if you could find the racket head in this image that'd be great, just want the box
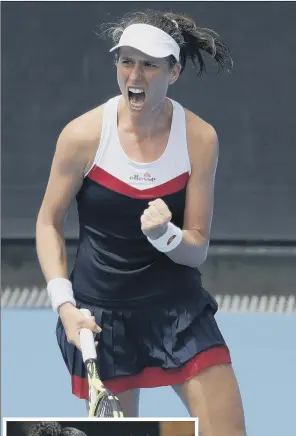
[93,388,124,417]
[85,360,124,417]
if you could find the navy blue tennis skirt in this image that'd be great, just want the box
[56,287,231,399]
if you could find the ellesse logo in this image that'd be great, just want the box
[167,235,177,245]
[129,172,156,182]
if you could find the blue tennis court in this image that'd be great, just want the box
[2,309,295,435]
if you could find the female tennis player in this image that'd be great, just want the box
[36,9,246,435]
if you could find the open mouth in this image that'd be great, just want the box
[128,87,146,109]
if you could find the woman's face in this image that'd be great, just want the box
[116,46,180,115]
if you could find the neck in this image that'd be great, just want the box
[118,97,171,138]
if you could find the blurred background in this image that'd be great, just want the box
[1,2,296,436]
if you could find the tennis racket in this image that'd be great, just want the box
[79,308,124,417]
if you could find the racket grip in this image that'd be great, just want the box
[79,308,97,362]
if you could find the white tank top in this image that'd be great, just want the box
[86,96,191,190]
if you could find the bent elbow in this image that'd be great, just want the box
[197,250,208,267]
[191,244,209,268]
[177,247,209,269]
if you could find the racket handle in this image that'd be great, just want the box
[79,308,97,362]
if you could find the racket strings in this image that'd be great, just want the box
[96,391,124,417]
[85,359,123,417]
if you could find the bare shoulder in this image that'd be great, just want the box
[56,104,106,173]
[58,104,105,149]
[184,109,219,167]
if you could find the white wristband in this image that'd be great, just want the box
[47,278,76,312]
[147,222,183,252]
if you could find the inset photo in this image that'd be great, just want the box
[4,419,197,436]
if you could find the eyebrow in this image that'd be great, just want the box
[120,56,158,64]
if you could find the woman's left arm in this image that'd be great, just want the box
[141,118,219,268]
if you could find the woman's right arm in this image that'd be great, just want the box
[36,122,88,283]
[36,120,101,346]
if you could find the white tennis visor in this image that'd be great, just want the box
[109,24,180,62]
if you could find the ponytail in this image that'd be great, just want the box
[164,12,233,76]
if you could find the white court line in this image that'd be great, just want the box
[1,287,296,314]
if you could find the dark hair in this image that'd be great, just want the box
[28,422,86,436]
[28,422,62,436]
[100,9,233,77]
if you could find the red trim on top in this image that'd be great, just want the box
[87,166,189,199]
[72,345,231,399]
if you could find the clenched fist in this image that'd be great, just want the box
[141,198,172,239]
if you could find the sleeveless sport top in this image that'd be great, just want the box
[71,96,205,308]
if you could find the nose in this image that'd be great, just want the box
[129,62,143,82]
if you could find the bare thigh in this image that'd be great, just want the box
[172,363,246,436]
[117,388,140,417]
